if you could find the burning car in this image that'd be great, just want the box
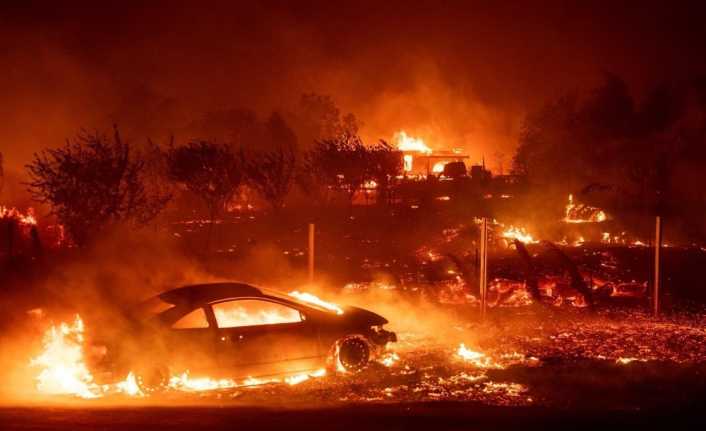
[88,283,396,389]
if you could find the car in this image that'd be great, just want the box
[88,282,397,388]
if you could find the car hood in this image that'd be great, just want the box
[340,305,388,326]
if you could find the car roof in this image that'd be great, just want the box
[158,282,264,306]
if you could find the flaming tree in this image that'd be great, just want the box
[25,126,169,246]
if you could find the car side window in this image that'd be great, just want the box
[213,300,302,328]
[172,308,209,329]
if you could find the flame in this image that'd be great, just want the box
[116,372,144,397]
[563,194,607,223]
[0,205,37,226]
[168,372,238,391]
[31,316,329,399]
[380,351,400,367]
[214,302,302,327]
[501,226,538,244]
[403,154,413,172]
[395,131,432,154]
[289,291,344,315]
[30,315,102,398]
[432,161,446,173]
[456,344,503,369]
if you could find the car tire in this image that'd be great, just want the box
[335,336,370,373]
[135,364,169,393]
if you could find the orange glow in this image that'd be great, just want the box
[289,291,344,315]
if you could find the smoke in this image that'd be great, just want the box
[3,0,705,198]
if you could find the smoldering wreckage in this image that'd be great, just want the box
[1,134,705,417]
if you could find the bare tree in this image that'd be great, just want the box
[25,126,169,246]
[241,114,297,211]
[299,135,369,207]
[165,140,241,241]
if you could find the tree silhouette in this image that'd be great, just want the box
[165,140,241,230]
[25,126,169,246]
[299,135,368,207]
[242,113,297,211]
[365,140,403,205]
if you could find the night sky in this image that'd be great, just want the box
[2,0,705,175]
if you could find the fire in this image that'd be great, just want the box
[289,291,344,315]
[563,194,607,223]
[30,315,102,399]
[116,372,144,396]
[395,131,431,154]
[456,344,503,369]
[31,315,330,399]
[0,205,37,226]
[380,351,400,367]
[432,161,446,173]
[403,154,413,172]
[168,372,238,391]
[501,226,537,244]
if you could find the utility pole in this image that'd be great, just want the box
[653,216,662,316]
[308,223,315,283]
[479,218,488,319]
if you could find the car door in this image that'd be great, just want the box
[165,306,220,374]
[209,299,320,378]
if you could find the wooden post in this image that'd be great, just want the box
[479,217,488,319]
[653,216,662,316]
[308,223,315,283]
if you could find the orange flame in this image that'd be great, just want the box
[289,291,344,315]
[501,226,538,244]
[0,206,37,226]
[395,131,432,154]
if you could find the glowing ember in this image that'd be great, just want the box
[563,194,607,223]
[395,131,432,154]
[501,226,538,244]
[289,291,344,315]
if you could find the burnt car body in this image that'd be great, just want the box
[90,283,396,385]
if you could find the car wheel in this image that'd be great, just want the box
[135,364,169,393]
[336,336,370,373]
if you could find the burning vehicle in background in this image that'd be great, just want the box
[86,283,396,389]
